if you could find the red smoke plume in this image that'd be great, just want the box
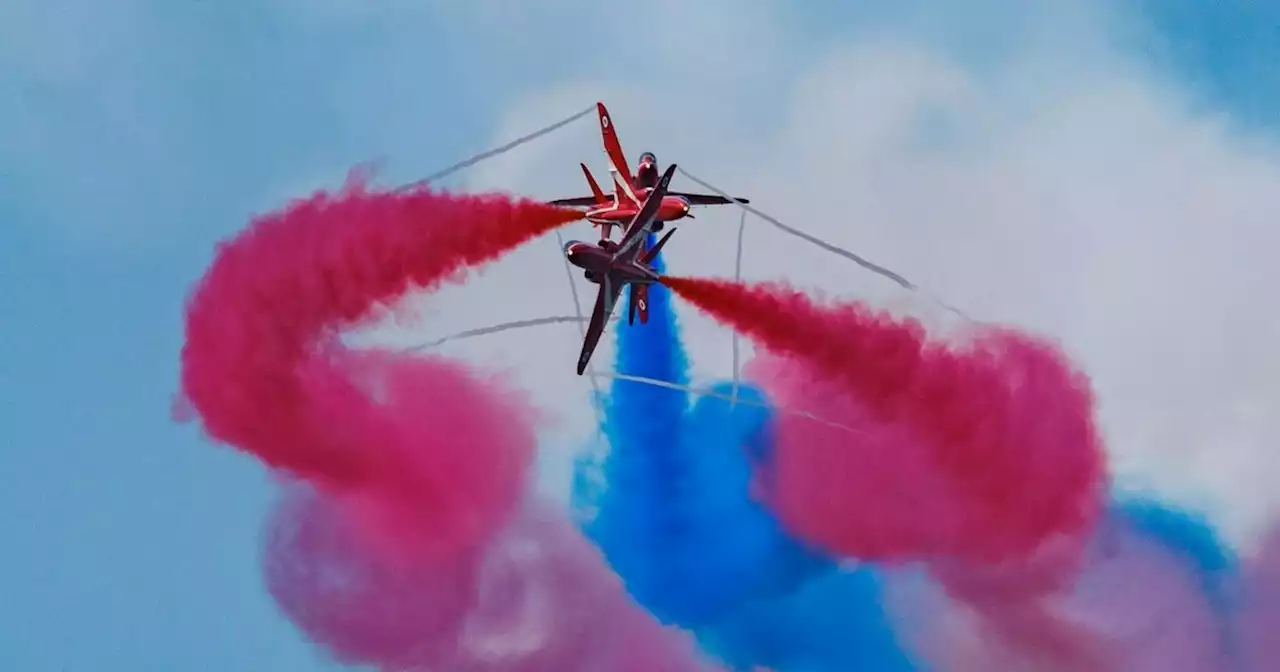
[662,275,1105,566]
[180,175,581,557]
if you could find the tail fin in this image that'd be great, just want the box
[628,284,649,325]
[597,101,635,194]
[641,228,676,265]
[581,163,607,204]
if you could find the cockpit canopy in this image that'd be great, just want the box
[635,152,660,188]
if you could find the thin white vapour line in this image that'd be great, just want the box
[406,314,621,350]
[554,230,606,437]
[555,229,610,494]
[675,166,975,323]
[589,371,864,435]
[404,314,865,434]
[396,105,596,190]
[387,103,608,444]
[676,166,916,288]
[730,207,746,407]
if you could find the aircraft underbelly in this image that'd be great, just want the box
[592,210,634,222]
[567,251,611,274]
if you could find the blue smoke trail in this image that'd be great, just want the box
[575,232,694,618]
[577,234,823,624]
[574,234,917,670]
[698,563,919,671]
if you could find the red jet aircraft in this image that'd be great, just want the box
[549,101,750,244]
[563,163,680,375]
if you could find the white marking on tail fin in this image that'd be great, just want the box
[611,173,639,206]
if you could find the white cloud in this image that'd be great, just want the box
[357,2,1280,542]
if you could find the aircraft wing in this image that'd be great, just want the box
[668,191,751,205]
[547,196,601,207]
[576,275,625,375]
[612,164,677,262]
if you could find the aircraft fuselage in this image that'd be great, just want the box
[584,150,687,230]
[562,240,660,286]
[584,194,689,227]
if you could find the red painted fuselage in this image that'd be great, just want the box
[584,193,691,227]
[562,240,660,285]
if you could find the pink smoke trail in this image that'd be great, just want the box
[263,487,724,671]
[179,175,579,558]
[1241,524,1280,671]
[665,276,1105,566]
[884,509,1234,671]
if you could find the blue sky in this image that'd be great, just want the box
[2,1,1277,669]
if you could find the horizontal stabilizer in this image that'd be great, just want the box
[641,228,676,265]
[550,163,612,208]
[548,196,600,207]
[580,163,607,203]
